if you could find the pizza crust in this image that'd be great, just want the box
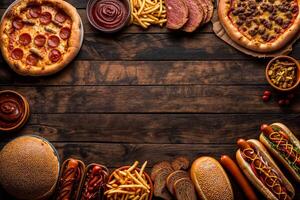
[0,0,82,76]
[218,0,300,53]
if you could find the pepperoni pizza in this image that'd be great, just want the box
[0,0,82,76]
[218,0,300,53]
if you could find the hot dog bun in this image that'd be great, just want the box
[259,123,300,183]
[190,156,234,200]
[236,139,295,200]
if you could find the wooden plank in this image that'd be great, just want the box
[72,33,300,60]
[0,9,212,34]
[0,86,299,113]
[1,113,299,143]
[0,60,267,86]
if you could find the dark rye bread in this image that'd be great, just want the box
[151,161,173,181]
[171,156,190,170]
[166,170,189,195]
[0,136,59,200]
[174,178,197,200]
[152,161,174,200]
[166,0,189,29]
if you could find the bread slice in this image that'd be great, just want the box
[151,161,173,181]
[153,166,174,200]
[171,156,190,170]
[166,170,189,195]
[174,177,197,200]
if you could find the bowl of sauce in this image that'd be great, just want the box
[0,90,30,132]
[87,0,131,33]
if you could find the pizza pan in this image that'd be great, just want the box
[1,0,84,50]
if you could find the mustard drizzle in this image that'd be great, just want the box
[242,148,288,200]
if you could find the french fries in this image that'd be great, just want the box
[130,0,167,29]
[105,161,151,200]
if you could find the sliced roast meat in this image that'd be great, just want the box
[203,0,214,23]
[182,0,204,32]
[166,0,189,29]
[197,0,208,23]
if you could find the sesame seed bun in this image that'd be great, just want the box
[0,135,60,200]
[190,156,234,200]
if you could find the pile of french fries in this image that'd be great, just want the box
[105,161,151,200]
[130,0,167,29]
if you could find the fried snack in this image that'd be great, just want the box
[130,0,167,28]
[104,161,152,200]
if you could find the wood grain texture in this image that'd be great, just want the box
[63,33,300,60]
[0,86,298,113]
[1,113,299,143]
[1,1,300,200]
[0,60,267,86]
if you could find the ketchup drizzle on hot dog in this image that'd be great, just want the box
[261,124,300,167]
[81,165,108,200]
[238,139,291,200]
[57,159,82,200]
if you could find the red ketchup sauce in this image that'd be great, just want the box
[88,0,130,32]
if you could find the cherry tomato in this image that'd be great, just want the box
[263,90,271,96]
[262,95,270,102]
[278,99,285,106]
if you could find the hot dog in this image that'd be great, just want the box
[80,164,109,200]
[236,139,295,200]
[56,158,85,200]
[220,155,258,200]
[260,123,300,183]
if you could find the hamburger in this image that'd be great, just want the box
[190,156,234,200]
[0,135,60,200]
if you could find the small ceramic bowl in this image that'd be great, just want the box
[0,90,30,132]
[266,56,300,92]
[107,166,153,200]
[87,0,131,33]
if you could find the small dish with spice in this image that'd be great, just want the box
[266,56,300,92]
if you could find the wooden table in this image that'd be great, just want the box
[0,0,299,199]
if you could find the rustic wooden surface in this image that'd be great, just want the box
[0,0,300,199]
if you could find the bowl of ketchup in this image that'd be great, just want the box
[87,0,131,33]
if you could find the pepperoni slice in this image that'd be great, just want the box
[19,33,32,46]
[40,12,52,25]
[26,54,39,66]
[12,18,24,30]
[49,49,61,63]
[11,48,23,60]
[48,35,60,48]
[55,11,67,23]
[34,35,46,47]
[29,5,41,18]
[59,27,71,40]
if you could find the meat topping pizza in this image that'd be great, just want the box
[0,0,82,76]
[218,0,300,52]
